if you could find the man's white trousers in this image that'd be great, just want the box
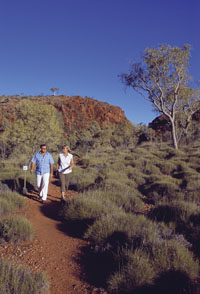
[36,173,50,201]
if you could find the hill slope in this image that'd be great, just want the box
[0,95,128,132]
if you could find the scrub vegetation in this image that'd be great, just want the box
[0,259,49,294]
[0,161,48,293]
[60,141,200,293]
[0,191,25,216]
[0,216,34,244]
[1,42,200,293]
[2,108,200,292]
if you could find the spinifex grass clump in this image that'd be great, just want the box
[83,211,199,292]
[71,165,99,191]
[108,241,199,293]
[60,143,200,293]
[140,174,180,204]
[0,258,49,294]
[61,188,145,227]
[108,249,155,291]
[84,210,189,249]
[0,191,25,216]
[148,200,200,228]
[0,216,34,243]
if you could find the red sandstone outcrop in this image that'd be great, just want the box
[52,96,127,130]
[0,95,128,131]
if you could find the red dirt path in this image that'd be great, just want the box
[0,179,106,294]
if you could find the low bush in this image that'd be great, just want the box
[141,175,180,204]
[0,182,10,191]
[107,239,199,293]
[108,249,155,292]
[84,212,165,246]
[148,200,200,232]
[57,143,200,293]
[60,191,118,223]
[104,189,145,213]
[157,161,177,175]
[0,199,16,216]
[0,191,25,216]
[181,174,200,203]
[71,166,98,191]
[0,216,34,243]
[0,258,49,294]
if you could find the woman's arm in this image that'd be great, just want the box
[57,156,61,170]
[70,157,74,170]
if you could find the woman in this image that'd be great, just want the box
[57,145,74,201]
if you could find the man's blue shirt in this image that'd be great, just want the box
[31,152,54,175]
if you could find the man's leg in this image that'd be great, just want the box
[41,173,50,201]
[36,174,43,197]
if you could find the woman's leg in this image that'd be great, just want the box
[65,173,71,191]
[59,172,66,199]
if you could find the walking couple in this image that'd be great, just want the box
[30,144,74,203]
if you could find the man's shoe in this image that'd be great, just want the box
[61,196,66,202]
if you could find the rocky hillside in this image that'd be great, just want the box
[0,95,128,131]
[149,110,200,134]
[52,95,128,130]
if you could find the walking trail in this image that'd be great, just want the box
[0,178,101,294]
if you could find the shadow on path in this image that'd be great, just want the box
[56,219,93,239]
[39,200,62,221]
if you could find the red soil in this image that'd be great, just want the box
[0,179,107,294]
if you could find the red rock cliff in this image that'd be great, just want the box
[52,96,127,130]
[0,95,128,131]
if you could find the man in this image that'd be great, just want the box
[30,144,54,203]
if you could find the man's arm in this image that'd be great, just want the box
[49,154,54,178]
[30,162,35,174]
[50,164,54,178]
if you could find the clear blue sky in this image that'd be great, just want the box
[0,0,199,125]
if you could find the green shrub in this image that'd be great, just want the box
[0,199,16,216]
[60,192,118,223]
[0,216,34,243]
[158,161,177,175]
[125,167,146,186]
[134,159,161,175]
[149,200,200,227]
[108,249,155,292]
[102,177,135,192]
[84,212,162,245]
[0,258,49,294]
[150,240,199,279]
[0,170,22,181]
[141,174,180,203]
[77,157,90,167]
[0,191,25,216]
[104,190,145,213]
[71,166,98,191]
[107,237,199,293]
[107,239,199,293]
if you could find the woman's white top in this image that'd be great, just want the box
[58,153,73,174]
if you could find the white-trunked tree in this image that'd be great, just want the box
[121,44,200,149]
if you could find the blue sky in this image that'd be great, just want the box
[0,0,199,125]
